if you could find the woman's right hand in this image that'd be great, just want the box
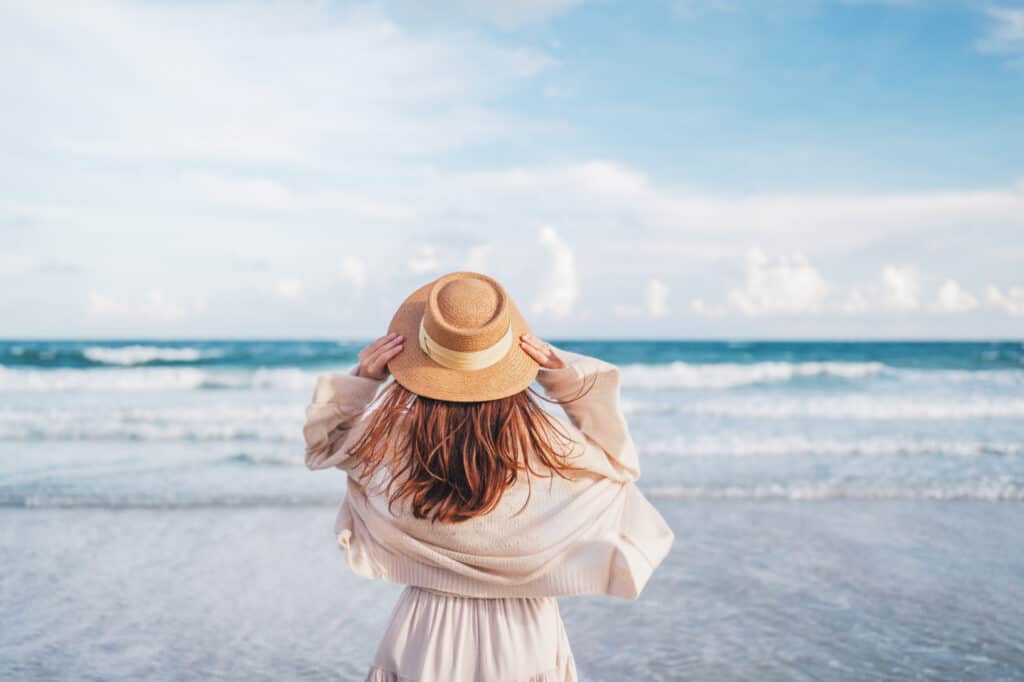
[355,332,404,380]
[519,333,565,370]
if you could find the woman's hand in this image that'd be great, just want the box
[519,333,565,370]
[355,332,404,380]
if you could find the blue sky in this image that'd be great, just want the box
[1,0,1022,339]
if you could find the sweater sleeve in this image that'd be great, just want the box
[303,366,386,471]
[535,345,640,482]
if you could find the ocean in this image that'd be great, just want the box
[2,339,1023,680]
[2,339,1022,506]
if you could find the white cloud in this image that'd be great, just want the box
[445,163,1024,262]
[463,244,493,273]
[87,291,121,316]
[936,279,978,313]
[843,287,869,314]
[446,0,586,28]
[987,285,1024,316]
[728,249,829,315]
[3,2,1024,338]
[543,83,574,98]
[341,256,368,291]
[614,278,671,319]
[690,298,726,317]
[408,245,440,274]
[139,290,187,322]
[0,2,555,168]
[177,172,296,210]
[645,279,671,318]
[531,226,577,319]
[571,160,649,196]
[672,0,742,18]
[274,277,304,300]
[978,7,1024,57]
[882,266,920,311]
[87,289,188,322]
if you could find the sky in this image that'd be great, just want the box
[1,0,1023,340]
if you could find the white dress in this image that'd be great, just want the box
[365,586,578,682]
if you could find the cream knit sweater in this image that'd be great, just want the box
[302,345,674,600]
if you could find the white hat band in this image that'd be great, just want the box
[418,317,513,371]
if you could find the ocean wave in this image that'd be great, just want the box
[3,483,1022,508]
[222,452,296,467]
[82,345,223,366]
[617,362,1024,389]
[618,361,886,389]
[643,483,1024,502]
[0,367,324,392]
[0,494,333,509]
[637,435,1024,458]
[0,341,361,369]
[2,360,1022,393]
[0,406,302,441]
[621,396,1024,419]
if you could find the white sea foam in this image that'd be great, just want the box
[642,483,1024,502]
[2,361,1020,392]
[618,361,886,389]
[82,345,222,365]
[621,396,1024,419]
[637,435,1023,458]
[0,405,302,442]
[3,483,1022,507]
[0,493,329,509]
[618,362,1024,390]
[0,366,321,392]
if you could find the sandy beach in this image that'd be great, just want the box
[3,499,1022,681]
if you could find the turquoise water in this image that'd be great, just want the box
[0,339,1022,505]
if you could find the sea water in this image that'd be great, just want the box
[1,339,1022,506]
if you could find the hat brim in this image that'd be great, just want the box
[386,279,539,402]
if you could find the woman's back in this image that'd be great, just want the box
[305,344,671,600]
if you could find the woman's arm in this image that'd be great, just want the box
[303,333,403,471]
[520,334,640,482]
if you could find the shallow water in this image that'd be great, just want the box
[2,501,1022,681]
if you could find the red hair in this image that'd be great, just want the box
[345,377,596,523]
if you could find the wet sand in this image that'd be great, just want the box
[2,500,1023,681]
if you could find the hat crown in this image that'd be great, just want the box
[424,272,510,352]
[435,278,499,329]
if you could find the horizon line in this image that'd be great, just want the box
[1,337,1022,344]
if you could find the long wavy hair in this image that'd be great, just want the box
[345,377,596,523]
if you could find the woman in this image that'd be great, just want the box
[303,271,674,682]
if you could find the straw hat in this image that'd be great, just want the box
[386,271,539,402]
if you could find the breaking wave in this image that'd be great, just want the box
[82,345,223,366]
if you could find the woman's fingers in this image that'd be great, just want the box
[357,333,403,379]
[525,334,551,356]
[520,341,546,364]
[364,332,399,356]
[367,337,404,376]
[519,333,562,369]
[360,333,399,362]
